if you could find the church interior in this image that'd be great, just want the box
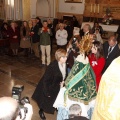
[0,0,120,120]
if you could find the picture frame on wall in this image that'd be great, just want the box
[65,0,83,3]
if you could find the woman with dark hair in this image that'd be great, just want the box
[20,21,31,57]
[36,17,42,28]
[88,41,105,91]
[32,49,67,119]
[92,22,103,35]
[72,16,79,28]
[1,23,10,39]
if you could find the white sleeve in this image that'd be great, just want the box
[15,104,33,120]
[56,30,61,40]
[24,104,33,120]
[61,30,68,39]
[53,87,66,109]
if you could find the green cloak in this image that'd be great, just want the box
[65,61,97,105]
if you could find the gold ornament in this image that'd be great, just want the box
[79,34,93,54]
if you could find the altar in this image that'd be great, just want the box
[81,22,119,32]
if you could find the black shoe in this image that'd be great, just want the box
[39,109,46,120]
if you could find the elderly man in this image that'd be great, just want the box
[66,104,89,120]
[102,35,120,73]
[80,24,91,38]
[0,97,33,120]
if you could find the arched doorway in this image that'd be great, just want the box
[36,0,50,17]
[36,0,55,17]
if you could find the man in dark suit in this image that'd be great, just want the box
[102,35,120,74]
[116,25,120,43]
[64,20,73,42]
[30,19,40,58]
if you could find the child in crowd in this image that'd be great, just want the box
[89,41,105,91]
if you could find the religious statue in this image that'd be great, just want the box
[102,7,113,25]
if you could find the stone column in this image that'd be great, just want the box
[22,0,30,20]
[30,0,37,18]
[55,0,59,18]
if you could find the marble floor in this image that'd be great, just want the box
[0,46,57,120]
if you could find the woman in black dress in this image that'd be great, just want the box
[32,48,67,119]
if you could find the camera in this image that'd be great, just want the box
[72,37,77,49]
[12,85,30,119]
[71,37,79,52]
[12,85,24,101]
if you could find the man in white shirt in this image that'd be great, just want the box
[56,23,68,49]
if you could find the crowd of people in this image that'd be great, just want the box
[0,16,120,120]
[32,17,120,120]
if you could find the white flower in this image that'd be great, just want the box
[92,61,98,66]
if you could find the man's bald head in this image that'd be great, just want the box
[0,97,19,120]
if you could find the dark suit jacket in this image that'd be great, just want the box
[65,25,73,41]
[31,25,40,43]
[117,25,120,43]
[102,41,120,73]
[32,60,67,114]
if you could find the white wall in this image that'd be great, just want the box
[59,0,85,14]
[30,0,37,18]
[36,0,49,17]
[30,0,85,19]
[30,0,55,18]
[50,0,54,17]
